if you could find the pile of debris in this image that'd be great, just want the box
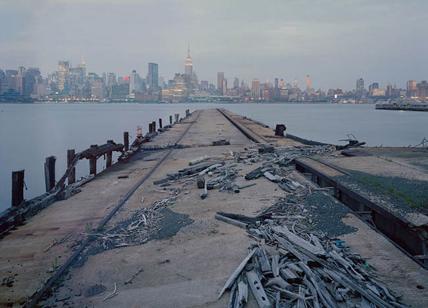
[217,209,405,308]
[215,146,405,307]
[89,194,178,251]
[153,154,242,199]
[235,144,336,166]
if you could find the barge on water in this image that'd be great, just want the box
[376,99,428,111]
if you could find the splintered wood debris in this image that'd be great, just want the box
[213,146,406,308]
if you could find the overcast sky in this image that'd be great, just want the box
[1,0,427,89]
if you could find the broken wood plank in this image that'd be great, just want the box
[246,270,273,308]
[218,248,257,299]
[272,225,326,256]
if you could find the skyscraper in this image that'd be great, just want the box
[5,70,18,92]
[16,66,26,95]
[57,61,70,93]
[233,77,239,89]
[274,78,280,100]
[251,79,260,99]
[406,80,417,97]
[356,78,364,97]
[184,46,193,77]
[23,68,40,96]
[417,81,428,99]
[147,63,159,91]
[217,72,224,95]
[305,75,312,91]
[129,70,141,95]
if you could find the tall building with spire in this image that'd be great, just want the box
[184,45,193,77]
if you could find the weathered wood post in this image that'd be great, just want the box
[123,131,129,151]
[148,122,152,133]
[11,170,25,207]
[106,140,113,168]
[159,118,163,129]
[152,121,156,132]
[44,156,56,192]
[67,149,76,185]
[175,113,179,123]
[186,109,190,117]
[169,115,173,125]
[89,145,97,175]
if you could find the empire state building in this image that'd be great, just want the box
[184,46,193,77]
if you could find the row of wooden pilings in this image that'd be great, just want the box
[10,110,189,208]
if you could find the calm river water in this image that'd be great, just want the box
[0,102,426,211]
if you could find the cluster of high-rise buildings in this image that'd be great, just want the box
[1,50,427,103]
[351,78,428,101]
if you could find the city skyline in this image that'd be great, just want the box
[1,0,428,89]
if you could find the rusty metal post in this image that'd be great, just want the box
[67,149,76,185]
[169,115,173,125]
[106,140,113,168]
[11,170,25,207]
[123,131,129,151]
[89,145,97,175]
[44,156,56,192]
[159,118,163,129]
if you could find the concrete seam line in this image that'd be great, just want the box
[216,108,266,144]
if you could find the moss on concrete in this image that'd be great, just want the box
[342,171,428,211]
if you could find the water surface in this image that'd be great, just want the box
[1,102,426,211]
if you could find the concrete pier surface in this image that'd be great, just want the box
[0,109,427,307]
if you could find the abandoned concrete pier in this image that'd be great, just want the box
[0,109,427,307]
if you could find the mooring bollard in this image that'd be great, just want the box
[44,156,56,192]
[106,140,113,168]
[275,124,286,137]
[11,170,25,207]
[123,131,129,151]
[169,115,173,125]
[89,145,97,175]
[67,149,76,185]
[159,118,163,129]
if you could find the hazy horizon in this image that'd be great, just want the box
[1,0,427,89]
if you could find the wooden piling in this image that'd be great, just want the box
[169,115,173,125]
[123,131,129,151]
[89,145,97,175]
[11,170,25,207]
[175,113,179,123]
[106,140,113,168]
[159,118,163,129]
[44,156,56,192]
[67,149,76,185]
[152,121,156,132]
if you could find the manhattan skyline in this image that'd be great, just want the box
[1,0,428,89]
